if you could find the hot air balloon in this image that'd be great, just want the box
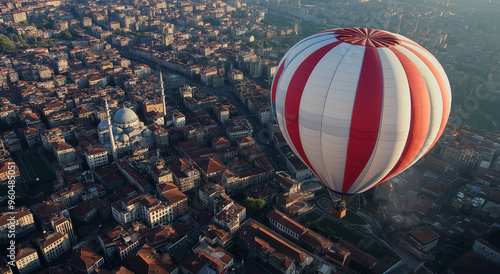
[271,28,451,217]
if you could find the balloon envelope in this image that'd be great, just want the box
[271,28,451,195]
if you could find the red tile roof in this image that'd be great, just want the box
[408,226,440,245]
[162,189,187,204]
[240,220,311,264]
[114,266,135,274]
[39,232,66,249]
[337,239,377,268]
[267,209,305,236]
[69,244,103,272]
[15,247,37,261]
[125,244,178,274]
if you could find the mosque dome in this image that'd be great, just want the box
[113,108,139,129]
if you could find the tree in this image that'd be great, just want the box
[242,197,265,216]
[60,30,72,40]
[0,34,15,53]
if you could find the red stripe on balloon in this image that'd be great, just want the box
[379,47,431,184]
[272,58,286,103]
[284,41,342,179]
[342,47,384,193]
[401,44,450,154]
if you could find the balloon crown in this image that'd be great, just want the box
[333,28,401,48]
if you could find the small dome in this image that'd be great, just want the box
[121,134,130,143]
[113,108,139,128]
[98,120,110,131]
[143,129,152,137]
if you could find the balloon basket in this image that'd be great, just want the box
[331,207,347,218]
[331,197,347,219]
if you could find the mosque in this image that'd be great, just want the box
[98,70,167,160]
[97,107,155,157]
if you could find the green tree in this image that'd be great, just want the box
[0,34,15,53]
[60,30,72,40]
[242,197,265,216]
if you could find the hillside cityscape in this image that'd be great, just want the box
[0,0,500,273]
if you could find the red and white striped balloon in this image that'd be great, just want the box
[271,28,451,195]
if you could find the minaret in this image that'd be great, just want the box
[160,69,167,117]
[105,97,117,162]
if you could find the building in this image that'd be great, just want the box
[52,142,77,166]
[399,226,440,259]
[473,238,500,265]
[51,216,76,242]
[12,11,27,23]
[169,157,200,192]
[266,209,348,266]
[239,219,313,273]
[40,128,65,150]
[98,222,150,261]
[142,98,164,114]
[157,182,188,218]
[194,155,226,184]
[117,160,152,193]
[70,200,98,223]
[69,244,104,274]
[214,202,246,233]
[30,200,70,229]
[85,145,109,169]
[146,225,179,250]
[111,194,173,228]
[180,243,233,274]
[172,109,186,127]
[225,118,253,142]
[20,127,40,148]
[179,84,193,99]
[35,232,71,264]
[125,244,178,274]
[47,111,74,128]
[151,125,169,150]
[337,240,377,269]
[267,209,305,240]
[199,184,226,209]
[148,163,172,184]
[51,183,84,208]
[0,207,35,243]
[0,162,20,185]
[200,224,232,248]
[213,103,230,124]
[15,247,41,274]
